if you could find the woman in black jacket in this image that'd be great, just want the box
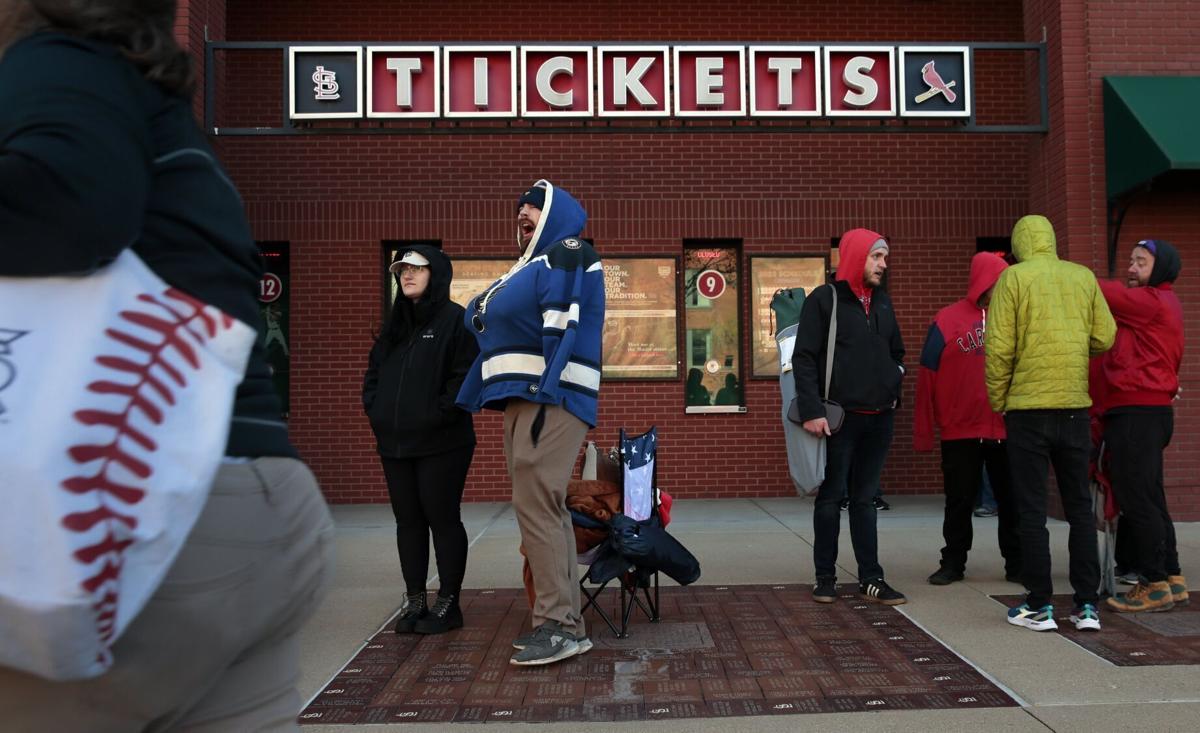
[363,246,479,634]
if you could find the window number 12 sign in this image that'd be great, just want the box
[259,273,283,303]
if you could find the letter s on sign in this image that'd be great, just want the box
[843,56,878,107]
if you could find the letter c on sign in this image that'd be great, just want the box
[537,56,574,107]
[842,56,878,108]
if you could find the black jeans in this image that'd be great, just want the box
[380,444,475,597]
[938,439,1021,575]
[814,410,893,581]
[1104,408,1180,582]
[1005,410,1099,609]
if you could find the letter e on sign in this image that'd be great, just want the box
[697,269,726,299]
[259,273,283,303]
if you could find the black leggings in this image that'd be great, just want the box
[380,445,474,597]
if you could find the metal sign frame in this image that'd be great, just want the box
[205,41,1048,136]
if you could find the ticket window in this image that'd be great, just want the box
[683,242,743,412]
[256,241,290,418]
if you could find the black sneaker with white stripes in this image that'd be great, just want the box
[859,577,907,605]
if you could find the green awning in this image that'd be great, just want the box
[1104,76,1200,200]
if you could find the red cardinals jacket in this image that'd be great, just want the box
[913,252,1008,450]
[1092,279,1183,412]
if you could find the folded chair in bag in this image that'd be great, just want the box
[574,427,663,639]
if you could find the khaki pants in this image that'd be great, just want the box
[0,457,335,732]
[504,400,587,638]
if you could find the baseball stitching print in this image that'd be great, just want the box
[61,287,236,649]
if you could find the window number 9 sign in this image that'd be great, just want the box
[697,269,726,299]
[259,273,282,303]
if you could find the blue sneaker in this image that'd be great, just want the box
[1069,603,1101,631]
[1007,603,1057,631]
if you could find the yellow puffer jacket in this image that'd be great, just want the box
[986,215,1116,411]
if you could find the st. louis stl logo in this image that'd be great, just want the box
[915,60,957,104]
[0,329,29,417]
[312,65,341,101]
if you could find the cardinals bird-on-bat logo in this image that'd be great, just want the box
[0,329,28,417]
[915,60,957,104]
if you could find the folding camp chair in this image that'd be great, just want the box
[1091,440,1119,598]
[577,427,662,639]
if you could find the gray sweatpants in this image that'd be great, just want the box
[504,400,588,638]
[0,457,335,732]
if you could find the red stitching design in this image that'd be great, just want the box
[61,287,235,645]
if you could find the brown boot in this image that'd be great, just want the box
[1106,580,1175,613]
[1167,575,1189,606]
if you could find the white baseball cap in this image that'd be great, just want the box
[389,250,430,272]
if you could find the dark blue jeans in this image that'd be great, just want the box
[1104,408,1179,582]
[938,439,1021,575]
[1004,409,1099,609]
[813,410,893,581]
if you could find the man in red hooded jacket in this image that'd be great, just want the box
[1096,239,1188,613]
[793,228,906,606]
[914,252,1022,585]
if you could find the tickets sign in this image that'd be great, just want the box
[287,43,973,121]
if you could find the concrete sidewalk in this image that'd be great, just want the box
[298,496,1200,732]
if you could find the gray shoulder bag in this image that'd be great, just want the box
[787,285,845,432]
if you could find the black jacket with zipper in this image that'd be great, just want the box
[362,246,478,458]
[792,280,906,422]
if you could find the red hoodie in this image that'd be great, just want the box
[836,228,880,313]
[913,252,1008,450]
[1091,279,1183,411]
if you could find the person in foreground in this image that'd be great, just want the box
[457,180,605,665]
[793,228,907,606]
[363,246,479,635]
[0,1,334,729]
[1092,240,1188,613]
[986,215,1115,633]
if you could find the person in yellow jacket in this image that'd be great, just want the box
[985,215,1116,633]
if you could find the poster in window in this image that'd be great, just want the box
[601,257,678,379]
[448,259,513,309]
[750,255,827,377]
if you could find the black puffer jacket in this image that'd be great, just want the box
[362,246,478,458]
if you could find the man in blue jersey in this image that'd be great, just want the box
[457,180,605,665]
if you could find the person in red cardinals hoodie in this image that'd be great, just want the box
[914,252,1022,586]
[1095,240,1188,614]
[793,228,906,606]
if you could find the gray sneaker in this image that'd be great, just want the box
[513,627,592,654]
[509,622,581,666]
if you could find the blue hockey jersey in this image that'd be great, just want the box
[456,180,605,427]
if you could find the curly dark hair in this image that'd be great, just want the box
[27,0,193,95]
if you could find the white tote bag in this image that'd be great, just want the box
[0,250,255,680]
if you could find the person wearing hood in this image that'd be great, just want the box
[986,214,1116,633]
[792,228,907,607]
[915,252,1022,586]
[363,246,480,635]
[456,180,605,665]
[1093,240,1188,613]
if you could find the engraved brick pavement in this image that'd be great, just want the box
[299,585,1018,725]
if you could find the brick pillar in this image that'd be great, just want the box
[1022,0,1100,265]
[175,0,227,124]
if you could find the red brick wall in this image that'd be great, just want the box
[196,0,1200,519]
[1078,1,1200,519]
